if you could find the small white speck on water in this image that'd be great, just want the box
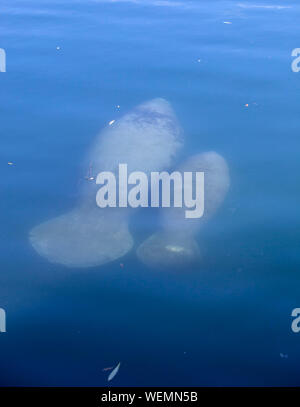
[56,46,61,50]
[223,21,232,24]
[109,120,115,126]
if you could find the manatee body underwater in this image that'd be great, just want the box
[29,98,183,268]
[136,152,230,269]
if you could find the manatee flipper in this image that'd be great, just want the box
[137,152,230,269]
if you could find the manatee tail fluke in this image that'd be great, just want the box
[29,208,133,268]
[136,232,201,269]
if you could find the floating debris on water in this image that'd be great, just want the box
[108,362,121,382]
[223,21,232,24]
[197,59,201,63]
[109,120,115,126]
[85,164,95,181]
[116,105,120,109]
[244,102,259,108]
[56,46,61,50]
[7,162,14,166]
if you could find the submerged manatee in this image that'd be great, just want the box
[30,99,183,268]
[136,152,230,268]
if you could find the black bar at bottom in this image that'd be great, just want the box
[0,387,299,406]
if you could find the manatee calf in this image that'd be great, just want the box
[30,98,183,268]
[136,152,230,268]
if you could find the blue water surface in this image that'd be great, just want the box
[1,0,300,386]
